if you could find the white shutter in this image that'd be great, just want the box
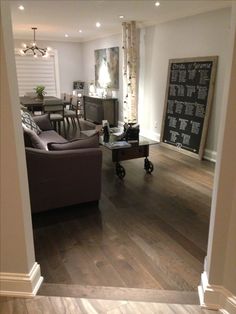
[15,53,59,97]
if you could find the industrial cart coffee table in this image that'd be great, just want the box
[82,130,159,179]
[101,136,159,179]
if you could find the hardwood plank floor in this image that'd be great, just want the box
[0,296,218,314]
[39,284,200,304]
[32,130,214,292]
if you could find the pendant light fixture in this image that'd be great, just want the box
[21,27,48,57]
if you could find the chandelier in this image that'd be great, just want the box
[21,27,48,57]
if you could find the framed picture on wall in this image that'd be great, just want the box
[160,56,218,160]
[73,81,84,90]
[95,47,119,89]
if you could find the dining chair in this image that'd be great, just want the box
[65,93,72,101]
[43,99,65,134]
[64,96,81,130]
[61,92,66,101]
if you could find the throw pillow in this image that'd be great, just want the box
[48,132,99,151]
[22,124,46,150]
[21,111,41,135]
[32,114,53,131]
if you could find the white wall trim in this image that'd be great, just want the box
[203,149,217,163]
[198,271,236,314]
[0,262,43,297]
[53,49,61,98]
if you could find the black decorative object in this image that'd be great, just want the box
[103,121,110,143]
[122,123,140,142]
[73,81,84,90]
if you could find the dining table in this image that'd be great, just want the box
[20,96,69,112]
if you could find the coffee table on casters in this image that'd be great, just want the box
[101,136,159,179]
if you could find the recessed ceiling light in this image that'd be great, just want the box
[65,34,69,38]
[79,30,82,33]
[96,22,101,28]
[155,1,160,6]
[119,15,124,19]
[18,5,24,10]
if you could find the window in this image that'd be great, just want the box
[15,51,60,97]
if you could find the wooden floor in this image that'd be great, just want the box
[0,296,218,314]
[32,126,214,294]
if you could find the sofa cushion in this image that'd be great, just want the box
[48,132,99,151]
[21,111,41,135]
[39,130,66,149]
[22,124,46,150]
[33,114,53,131]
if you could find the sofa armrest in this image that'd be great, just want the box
[33,114,53,131]
[25,147,102,212]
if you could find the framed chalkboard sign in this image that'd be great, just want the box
[160,56,218,159]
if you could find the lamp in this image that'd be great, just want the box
[21,27,48,57]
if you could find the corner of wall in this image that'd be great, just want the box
[203,148,217,162]
[198,271,236,314]
[0,262,43,297]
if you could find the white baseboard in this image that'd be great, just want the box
[203,149,217,163]
[198,271,236,314]
[0,262,43,297]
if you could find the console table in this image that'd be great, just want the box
[83,96,118,126]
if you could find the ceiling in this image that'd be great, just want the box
[10,0,232,43]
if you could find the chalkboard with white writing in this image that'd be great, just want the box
[161,56,218,159]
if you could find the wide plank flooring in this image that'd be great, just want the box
[32,132,214,292]
[0,296,218,314]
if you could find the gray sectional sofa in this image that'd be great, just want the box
[23,114,102,213]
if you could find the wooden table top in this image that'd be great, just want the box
[20,96,66,107]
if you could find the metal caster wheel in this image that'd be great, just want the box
[144,158,154,174]
[116,163,126,179]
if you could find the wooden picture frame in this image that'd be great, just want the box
[160,56,218,160]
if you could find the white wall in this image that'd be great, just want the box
[1,2,42,296]
[199,5,236,311]
[14,39,83,94]
[139,8,231,159]
[206,4,236,294]
[81,34,123,121]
